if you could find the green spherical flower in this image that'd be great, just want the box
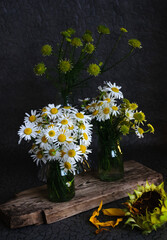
[87,63,101,77]
[59,59,73,74]
[82,33,93,43]
[34,62,47,76]
[147,124,155,134]
[130,102,138,110]
[124,181,167,234]
[120,27,128,33]
[83,43,95,54]
[71,37,83,48]
[61,28,76,38]
[41,44,52,56]
[97,25,110,34]
[128,39,142,49]
[133,111,145,123]
[120,125,130,135]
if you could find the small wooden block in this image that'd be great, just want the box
[0,161,163,228]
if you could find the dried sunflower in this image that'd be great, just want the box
[124,181,167,234]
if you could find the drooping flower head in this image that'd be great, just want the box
[128,39,142,49]
[124,181,167,234]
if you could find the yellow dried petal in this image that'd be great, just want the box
[102,208,125,217]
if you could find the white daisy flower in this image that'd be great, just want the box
[28,143,38,154]
[62,105,77,114]
[45,126,57,142]
[79,142,92,160]
[55,129,73,147]
[57,113,74,130]
[74,111,92,123]
[59,158,76,174]
[135,126,144,138]
[63,143,82,162]
[78,121,93,136]
[45,104,61,120]
[31,149,46,165]
[35,132,51,150]
[111,104,120,117]
[104,82,123,99]
[97,106,112,121]
[18,122,38,143]
[24,110,40,124]
[44,145,60,161]
[80,131,92,146]
[125,109,134,120]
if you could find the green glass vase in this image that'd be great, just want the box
[98,138,124,181]
[47,161,75,202]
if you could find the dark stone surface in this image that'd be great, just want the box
[0,0,167,239]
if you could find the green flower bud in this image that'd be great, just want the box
[120,27,128,33]
[128,39,142,49]
[71,37,83,48]
[34,62,47,76]
[83,43,95,54]
[87,63,101,77]
[41,44,52,56]
[59,59,73,74]
[97,25,110,34]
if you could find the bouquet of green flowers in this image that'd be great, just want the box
[34,25,142,105]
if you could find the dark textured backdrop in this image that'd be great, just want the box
[0,0,167,239]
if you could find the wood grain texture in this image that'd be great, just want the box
[0,161,163,229]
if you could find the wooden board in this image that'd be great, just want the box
[0,160,163,229]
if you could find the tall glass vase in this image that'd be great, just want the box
[97,121,124,181]
[47,161,75,202]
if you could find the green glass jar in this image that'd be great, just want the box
[47,161,75,202]
[98,138,124,181]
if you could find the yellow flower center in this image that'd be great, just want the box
[58,134,66,142]
[68,149,76,157]
[83,133,88,140]
[29,115,36,122]
[104,98,111,103]
[138,127,144,135]
[111,87,119,93]
[86,105,90,109]
[24,128,32,135]
[60,150,66,158]
[31,144,36,149]
[68,125,74,130]
[50,108,58,114]
[64,161,71,170]
[41,136,48,143]
[48,130,56,137]
[79,123,86,130]
[37,151,43,159]
[97,102,103,106]
[76,112,84,119]
[49,149,56,156]
[103,107,110,114]
[61,119,68,125]
[63,106,71,109]
[42,107,47,112]
[48,124,55,128]
[112,106,118,111]
[91,103,97,108]
[42,113,47,117]
[80,145,86,153]
[92,110,99,116]
[36,130,41,134]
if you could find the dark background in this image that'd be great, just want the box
[0,0,167,239]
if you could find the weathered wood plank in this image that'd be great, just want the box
[0,161,163,228]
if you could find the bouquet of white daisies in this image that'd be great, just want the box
[18,104,92,174]
[82,81,154,139]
